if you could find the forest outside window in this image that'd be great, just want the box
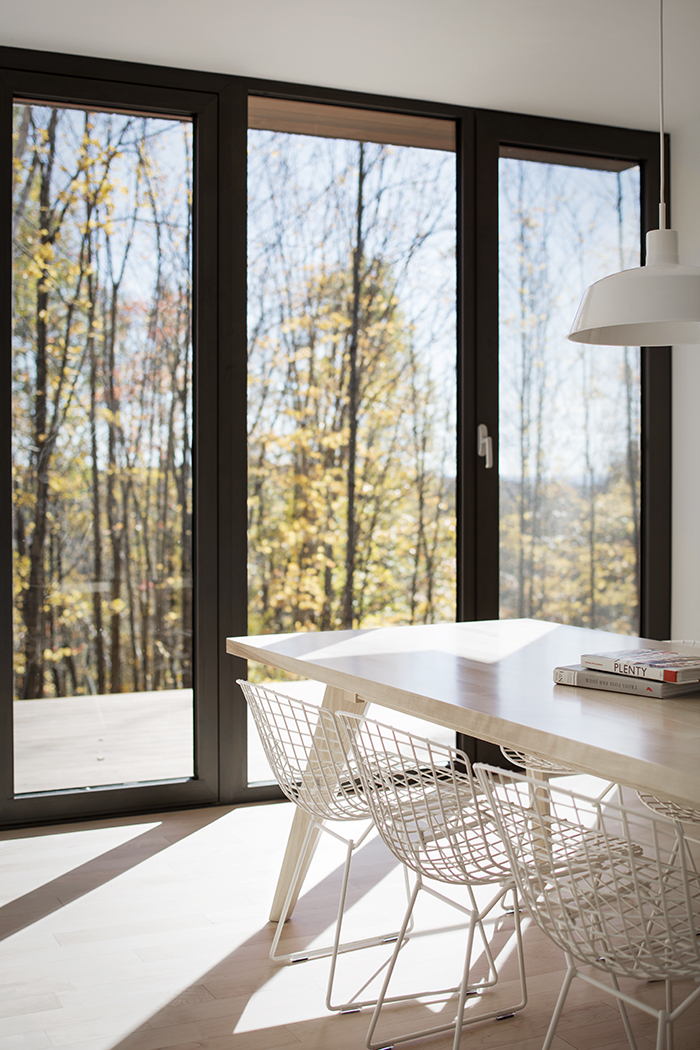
[11,101,195,792]
[246,100,458,642]
[246,98,458,782]
[498,147,642,635]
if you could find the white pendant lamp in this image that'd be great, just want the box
[568,0,700,346]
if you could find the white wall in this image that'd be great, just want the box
[4,0,700,132]
[670,118,700,638]
[3,0,700,635]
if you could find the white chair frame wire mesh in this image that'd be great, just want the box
[338,712,527,1050]
[474,763,700,1050]
[500,747,619,807]
[237,680,411,1012]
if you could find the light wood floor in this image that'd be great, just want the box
[1,795,699,1050]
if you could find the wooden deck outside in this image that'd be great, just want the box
[13,679,457,795]
[13,690,195,794]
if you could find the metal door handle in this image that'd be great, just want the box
[477,424,493,469]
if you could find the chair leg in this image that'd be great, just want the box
[272,818,407,978]
[665,980,673,1050]
[542,955,576,1050]
[326,848,416,1012]
[326,840,411,1011]
[364,880,528,1050]
[270,818,318,962]
[505,882,528,1015]
[609,972,639,1050]
[656,1009,669,1050]
[451,902,480,1050]
[326,836,356,1009]
[365,877,423,1049]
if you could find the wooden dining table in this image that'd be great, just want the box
[227,617,700,919]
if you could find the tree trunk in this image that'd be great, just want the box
[106,283,123,692]
[617,174,640,626]
[341,142,365,630]
[516,166,531,619]
[122,478,140,692]
[21,109,59,699]
[581,349,597,629]
[88,262,106,695]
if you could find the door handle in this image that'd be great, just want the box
[477,424,493,469]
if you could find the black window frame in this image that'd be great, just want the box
[0,51,229,826]
[470,109,671,638]
[0,47,670,827]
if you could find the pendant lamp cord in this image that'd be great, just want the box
[659,0,666,229]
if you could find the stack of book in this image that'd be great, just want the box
[553,648,700,698]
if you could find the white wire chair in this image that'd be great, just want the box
[237,680,411,1012]
[474,763,700,1050]
[338,712,527,1050]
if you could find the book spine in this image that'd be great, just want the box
[554,667,664,696]
[581,656,667,681]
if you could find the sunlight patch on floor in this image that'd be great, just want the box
[0,821,163,906]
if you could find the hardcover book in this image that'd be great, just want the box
[580,648,700,684]
[554,663,700,697]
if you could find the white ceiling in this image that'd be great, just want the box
[2,0,700,133]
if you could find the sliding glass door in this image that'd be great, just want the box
[12,102,195,793]
[1,60,221,826]
[245,100,458,782]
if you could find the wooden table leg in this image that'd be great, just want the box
[268,684,366,923]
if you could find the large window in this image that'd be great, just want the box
[1,58,222,827]
[247,101,457,640]
[0,47,670,824]
[498,150,642,634]
[12,102,195,793]
[245,100,458,781]
[471,110,670,645]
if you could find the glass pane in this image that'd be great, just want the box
[12,103,194,792]
[247,118,457,783]
[498,154,641,633]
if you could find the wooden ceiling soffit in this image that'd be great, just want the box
[248,96,456,152]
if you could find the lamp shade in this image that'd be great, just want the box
[568,229,700,345]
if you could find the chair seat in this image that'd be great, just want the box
[389,794,512,884]
[365,758,513,883]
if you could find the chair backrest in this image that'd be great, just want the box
[338,712,511,885]
[474,763,700,982]
[237,680,369,821]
